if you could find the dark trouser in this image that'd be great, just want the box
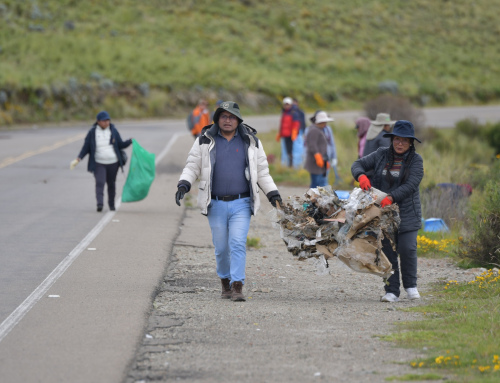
[382,229,418,297]
[283,136,293,167]
[94,162,120,208]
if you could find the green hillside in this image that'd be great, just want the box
[1,0,499,123]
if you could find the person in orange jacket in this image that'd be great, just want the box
[276,97,300,167]
[189,99,211,138]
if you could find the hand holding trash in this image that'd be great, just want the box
[380,196,393,207]
[358,174,371,191]
[70,158,80,170]
[331,158,338,167]
[269,194,282,208]
[175,186,186,206]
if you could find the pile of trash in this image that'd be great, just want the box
[273,186,400,280]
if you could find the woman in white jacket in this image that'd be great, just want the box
[175,101,281,302]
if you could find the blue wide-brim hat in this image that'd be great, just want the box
[96,110,111,121]
[383,120,421,143]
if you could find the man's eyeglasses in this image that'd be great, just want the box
[219,115,237,121]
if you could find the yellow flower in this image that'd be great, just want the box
[419,362,424,367]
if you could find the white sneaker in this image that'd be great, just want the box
[380,293,399,302]
[406,287,420,300]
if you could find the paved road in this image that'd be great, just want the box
[0,105,498,382]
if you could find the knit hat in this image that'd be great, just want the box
[212,101,243,124]
[383,120,421,143]
[96,111,111,121]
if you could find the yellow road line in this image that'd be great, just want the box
[0,133,86,169]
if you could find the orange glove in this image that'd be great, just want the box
[291,129,298,141]
[314,153,324,168]
[380,196,392,207]
[276,133,281,142]
[358,174,371,191]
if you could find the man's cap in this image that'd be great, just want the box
[212,101,243,124]
[96,111,111,121]
[282,97,293,105]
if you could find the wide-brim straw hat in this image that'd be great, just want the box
[314,111,334,124]
[371,113,396,126]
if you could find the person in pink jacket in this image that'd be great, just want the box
[355,117,370,159]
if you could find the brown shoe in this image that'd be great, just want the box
[221,278,231,299]
[231,281,246,302]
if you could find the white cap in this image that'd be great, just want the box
[282,97,293,105]
[315,111,334,123]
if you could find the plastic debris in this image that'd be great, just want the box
[423,218,450,232]
[272,186,400,279]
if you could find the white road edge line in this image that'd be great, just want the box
[0,132,185,343]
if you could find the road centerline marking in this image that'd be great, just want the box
[0,132,184,343]
[0,133,86,169]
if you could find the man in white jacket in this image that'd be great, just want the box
[175,101,281,302]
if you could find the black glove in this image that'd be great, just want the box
[175,187,186,206]
[270,194,282,208]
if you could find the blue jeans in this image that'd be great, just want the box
[310,173,328,188]
[382,230,419,297]
[207,197,252,284]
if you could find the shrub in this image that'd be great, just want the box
[458,161,500,267]
[363,94,425,134]
[455,118,482,138]
[484,122,500,155]
[420,186,469,229]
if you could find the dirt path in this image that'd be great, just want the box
[125,186,475,383]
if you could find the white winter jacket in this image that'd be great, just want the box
[178,123,279,215]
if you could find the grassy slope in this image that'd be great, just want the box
[1,0,500,105]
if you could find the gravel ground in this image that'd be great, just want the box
[125,186,480,383]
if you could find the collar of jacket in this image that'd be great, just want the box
[92,122,116,133]
[200,123,259,148]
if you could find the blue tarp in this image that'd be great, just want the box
[335,190,350,200]
[423,218,450,232]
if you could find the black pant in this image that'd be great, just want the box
[94,162,120,208]
[382,230,418,297]
[283,136,293,167]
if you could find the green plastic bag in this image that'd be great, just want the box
[122,139,155,202]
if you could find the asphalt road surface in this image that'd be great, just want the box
[0,105,499,382]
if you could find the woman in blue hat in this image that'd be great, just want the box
[351,120,424,302]
[71,111,132,212]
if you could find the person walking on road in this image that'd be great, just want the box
[188,99,211,138]
[277,97,300,167]
[362,113,395,157]
[355,117,371,159]
[351,120,423,303]
[175,101,282,302]
[71,111,132,212]
[304,111,332,188]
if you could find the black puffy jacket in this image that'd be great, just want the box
[351,147,424,233]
